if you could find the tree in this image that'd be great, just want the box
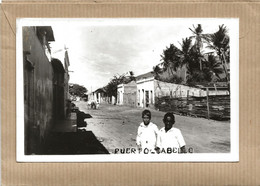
[156,38,203,84]
[186,70,210,85]
[155,24,230,87]
[187,54,224,85]
[153,65,164,80]
[178,37,207,83]
[178,37,193,82]
[154,44,183,83]
[160,44,182,76]
[204,54,224,81]
[205,24,230,85]
[189,24,209,71]
[104,72,133,99]
[69,84,87,97]
[129,71,136,81]
[104,80,118,98]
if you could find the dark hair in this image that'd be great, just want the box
[142,109,151,119]
[163,112,175,123]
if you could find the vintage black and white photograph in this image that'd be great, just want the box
[16,18,239,162]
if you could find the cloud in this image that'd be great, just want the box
[50,19,232,91]
[52,25,190,90]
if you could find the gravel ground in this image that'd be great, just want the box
[75,101,230,154]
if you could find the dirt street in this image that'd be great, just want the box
[75,101,230,154]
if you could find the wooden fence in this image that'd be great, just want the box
[155,94,230,121]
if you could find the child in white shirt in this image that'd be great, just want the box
[136,110,159,154]
[157,112,186,153]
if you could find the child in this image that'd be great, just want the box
[96,101,100,109]
[156,112,186,153]
[136,110,159,154]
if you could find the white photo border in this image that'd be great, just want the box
[16,18,239,162]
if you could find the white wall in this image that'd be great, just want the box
[155,80,229,98]
[117,85,124,105]
[117,82,137,106]
[136,78,155,108]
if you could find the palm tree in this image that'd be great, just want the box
[204,54,224,81]
[128,71,136,82]
[178,37,193,82]
[160,44,182,76]
[179,37,208,83]
[189,24,203,49]
[205,24,230,84]
[189,24,208,71]
[153,65,164,80]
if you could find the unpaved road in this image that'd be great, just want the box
[75,101,230,154]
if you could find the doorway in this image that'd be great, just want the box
[145,90,149,107]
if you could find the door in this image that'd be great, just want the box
[145,90,149,107]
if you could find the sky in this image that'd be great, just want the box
[46,18,234,93]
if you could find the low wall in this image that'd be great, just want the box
[154,80,229,98]
[155,95,230,121]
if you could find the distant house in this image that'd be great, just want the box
[88,88,108,104]
[117,81,137,106]
[94,88,107,103]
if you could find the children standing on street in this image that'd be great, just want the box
[156,112,186,153]
[136,110,159,154]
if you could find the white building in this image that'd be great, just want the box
[117,81,137,106]
[117,71,229,109]
[136,71,229,108]
[136,72,155,108]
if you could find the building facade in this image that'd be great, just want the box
[136,72,155,108]
[23,26,71,154]
[52,58,67,119]
[23,26,55,154]
[117,71,229,109]
[117,81,137,106]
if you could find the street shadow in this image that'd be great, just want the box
[75,110,92,127]
[42,131,109,155]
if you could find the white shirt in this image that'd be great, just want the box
[136,122,159,151]
[157,127,186,150]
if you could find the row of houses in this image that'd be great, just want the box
[87,88,109,104]
[23,26,71,154]
[117,71,229,108]
[86,70,229,109]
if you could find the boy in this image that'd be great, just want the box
[136,109,159,154]
[156,112,186,153]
